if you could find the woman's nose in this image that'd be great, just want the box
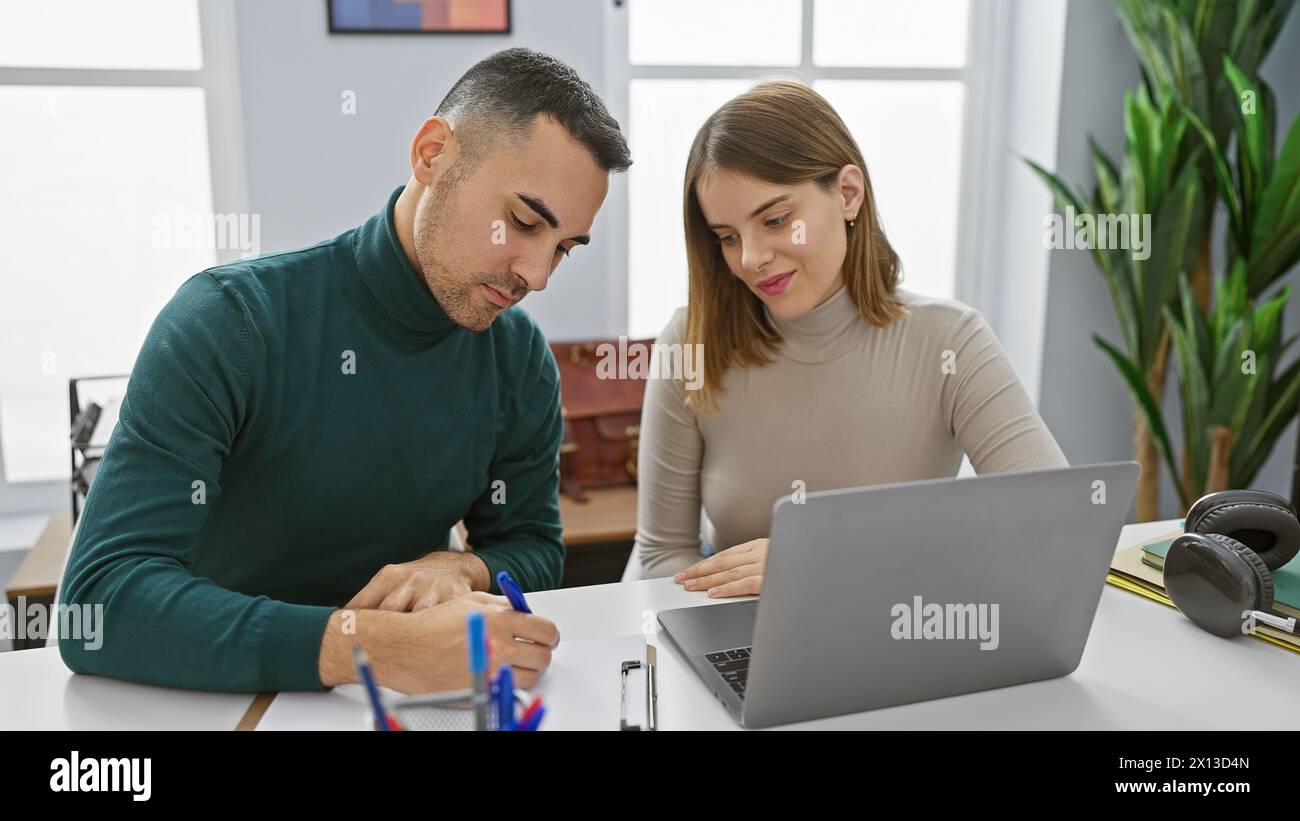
[740,236,775,274]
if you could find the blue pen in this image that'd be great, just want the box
[496,665,516,730]
[496,570,533,613]
[352,646,391,732]
[468,612,490,731]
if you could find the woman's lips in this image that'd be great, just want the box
[756,271,795,296]
[481,283,515,308]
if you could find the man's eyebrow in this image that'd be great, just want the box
[706,194,792,230]
[516,193,559,229]
[517,192,590,244]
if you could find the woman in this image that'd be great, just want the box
[624,80,1067,594]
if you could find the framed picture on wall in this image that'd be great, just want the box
[328,0,511,34]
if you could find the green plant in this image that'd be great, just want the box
[1028,83,1206,519]
[1029,0,1299,519]
[1104,262,1300,510]
[1152,58,1300,504]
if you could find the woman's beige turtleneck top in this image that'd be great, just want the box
[626,286,1069,579]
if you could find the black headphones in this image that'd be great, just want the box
[1165,489,1300,638]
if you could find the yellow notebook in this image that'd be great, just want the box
[1107,529,1300,654]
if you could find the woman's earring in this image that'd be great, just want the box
[848,218,856,228]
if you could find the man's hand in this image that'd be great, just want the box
[345,550,492,612]
[319,592,561,692]
[674,538,768,598]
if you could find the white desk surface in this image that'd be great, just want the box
[4,518,1299,730]
[0,643,256,731]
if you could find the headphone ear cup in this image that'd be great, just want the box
[1165,532,1273,637]
[1186,489,1300,571]
[1203,533,1275,611]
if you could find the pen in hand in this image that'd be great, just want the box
[496,570,533,614]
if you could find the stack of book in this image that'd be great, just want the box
[1107,528,1300,653]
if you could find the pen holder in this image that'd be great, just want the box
[384,689,530,731]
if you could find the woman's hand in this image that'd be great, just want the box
[674,538,769,597]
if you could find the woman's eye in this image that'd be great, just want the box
[716,234,736,246]
[765,213,790,228]
[555,245,572,257]
[510,213,537,231]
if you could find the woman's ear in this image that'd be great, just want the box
[836,164,866,222]
[410,116,458,185]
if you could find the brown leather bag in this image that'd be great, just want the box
[550,338,654,503]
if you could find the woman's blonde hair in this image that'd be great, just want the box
[682,79,906,412]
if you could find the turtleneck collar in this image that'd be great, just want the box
[340,186,459,347]
[766,284,863,364]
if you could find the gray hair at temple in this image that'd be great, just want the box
[434,47,632,174]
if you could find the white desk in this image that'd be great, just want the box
[490,518,1300,730]
[0,644,255,731]
[5,519,1299,730]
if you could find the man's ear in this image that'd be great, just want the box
[837,164,866,222]
[410,117,458,185]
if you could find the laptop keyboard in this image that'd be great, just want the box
[705,647,752,699]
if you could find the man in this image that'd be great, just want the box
[59,48,631,694]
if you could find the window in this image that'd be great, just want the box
[611,0,999,339]
[0,0,203,70]
[0,0,247,491]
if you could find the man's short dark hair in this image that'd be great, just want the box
[435,47,632,174]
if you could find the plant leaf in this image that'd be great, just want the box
[1166,304,1211,496]
[1247,110,1300,293]
[1028,158,1143,361]
[1182,102,1246,252]
[1094,333,1186,507]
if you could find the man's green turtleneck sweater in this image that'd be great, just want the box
[59,187,565,692]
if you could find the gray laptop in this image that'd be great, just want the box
[657,461,1141,728]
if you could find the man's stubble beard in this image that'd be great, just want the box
[413,168,499,333]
